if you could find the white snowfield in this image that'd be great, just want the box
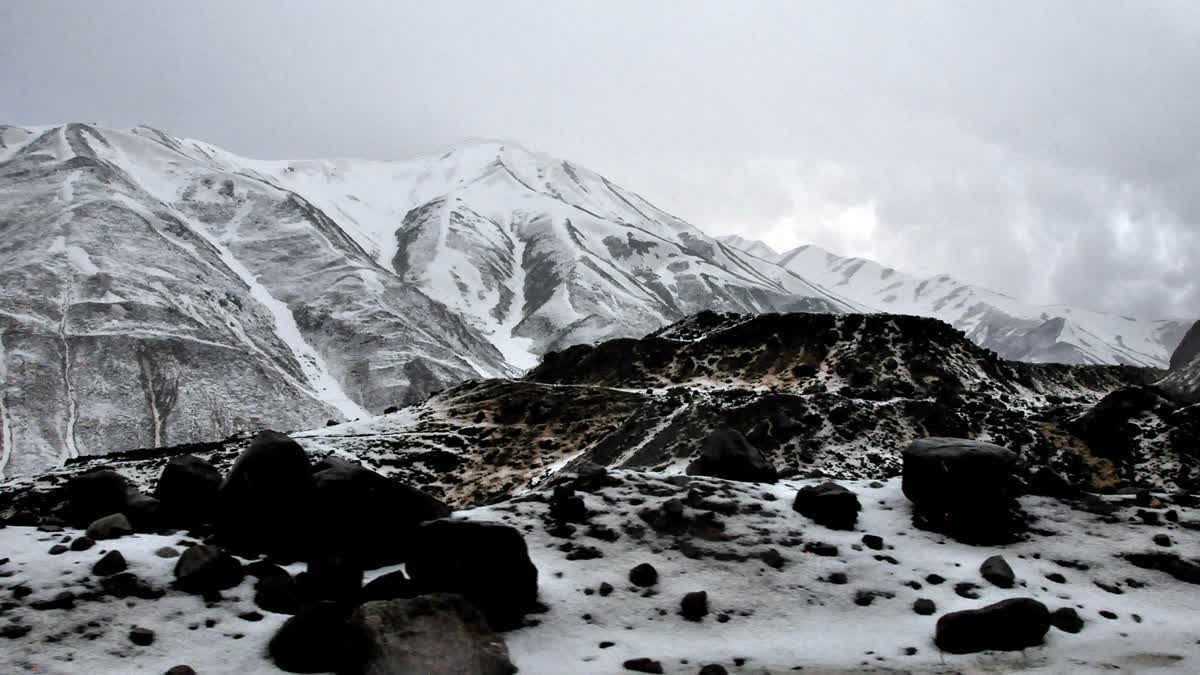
[0,475,1196,674]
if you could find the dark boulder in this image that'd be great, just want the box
[404,519,538,631]
[902,437,1022,544]
[549,485,589,523]
[64,469,130,524]
[255,573,302,615]
[129,626,155,646]
[934,598,1050,654]
[980,555,1016,588]
[309,457,450,567]
[792,482,861,530]
[268,602,356,673]
[623,658,665,674]
[629,562,659,587]
[913,598,936,615]
[359,570,421,605]
[1124,552,1200,584]
[174,544,244,594]
[155,454,221,525]
[345,595,516,674]
[681,591,709,621]
[218,430,314,558]
[92,550,128,576]
[686,429,778,483]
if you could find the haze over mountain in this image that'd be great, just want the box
[0,123,1191,477]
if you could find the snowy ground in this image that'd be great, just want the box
[1,475,1197,674]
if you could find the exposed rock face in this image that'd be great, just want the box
[346,595,516,675]
[1161,321,1200,402]
[902,438,1023,544]
[934,598,1051,654]
[1169,321,1200,371]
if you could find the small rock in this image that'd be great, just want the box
[93,550,128,576]
[861,534,884,550]
[1153,534,1172,547]
[165,667,197,675]
[69,536,96,552]
[913,598,936,615]
[1050,607,1085,633]
[1,624,32,639]
[129,626,155,646]
[48,544,68,555]
[598,582,614,597]
[155,547,181,558]
[1045,572,1066,583]
[935,597,1050,654]
[30,591,75,611]
[174,544,244,594]
[681,591,709,621]
[629,563,659,587]
[624,658,665,674]
[980,555,1015,588]
[792,482,861,530]
[698,666,729,675]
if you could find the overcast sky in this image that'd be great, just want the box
[2,1,1196,319]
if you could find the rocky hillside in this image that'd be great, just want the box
[6,312,1194,512]
[1161,320,1200,402]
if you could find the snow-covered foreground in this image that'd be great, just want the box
[1,475,1197,674]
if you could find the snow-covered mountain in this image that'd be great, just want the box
[716,234,782,263]
[0,123,1190,477]
[722,238,1189,368]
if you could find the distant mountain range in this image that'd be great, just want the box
[0,123,1190,476]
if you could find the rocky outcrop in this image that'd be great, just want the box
[902,438,1023,543]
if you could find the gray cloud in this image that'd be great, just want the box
[1,1,1195,318]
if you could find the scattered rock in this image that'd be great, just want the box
[48,544,68,555]
[792,482,861,530]
[93,550,128,576]
[913,598,936,615]
[861,534,884,550]
[698,666,729,675]
[155,546,180,558]
[255,573,302,615]
[980,555,1016,588]
[86,513,133,540]
[681,591,709,621]
[686,428,778,483]
[129,626,155,646]
[629,563,659,588]
[935,598,1050,654]
[345,595,516,675]
[1124,552,1200,585]
[30,591,75,611]
[100,572,164,600]
[1153,534,1172,547]
[624,657,665,674]
[174,544,244,594]
[69,536,95,551]
[165,667,197,675]
[1050,607,1085,633]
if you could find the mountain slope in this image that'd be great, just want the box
[723,238,1189,367]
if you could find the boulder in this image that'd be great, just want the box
[309,457,450,567]
[218,431,314,558]
[155,454,222,525]
[686,429,778,483]
[255,573,302,615]
[345,595,516,675]
[296,555,363,603]
[405,519,538,631]
[174,544,244,594]
[1050,607,1085,633]
[268,602,356,673]
[629,562,659,587]
[980,555,1016,588]
[902,437,1022,544]
[934,598,1050,654]
[681,591,709,621]
[792,482,861,530]
[86,513,133,540]
[359,570,421,605]
[64,469,130,524]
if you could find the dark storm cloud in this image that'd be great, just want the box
[1,1,1195,318]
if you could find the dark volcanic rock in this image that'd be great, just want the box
[935,598,1050,654]
[69,536,95,551]
[359,570,421,605]
[681,591,709,621]
[623,658,665,674]
[255,573,302,615]
[980,555,1016,588]
[404,519,538,631]
[345,595,515,675]
[1050,607,1085,633]
[297,555,363,602]
[218,430,314,558]
[1124,552,1200,584]
[902,437,1022,544]
[629,563,659,587]
[64,469,130,524]
[913,598,936,615]
[155,454,222,525]
[92,550,128,576]
[792,482,860,530]
[686,428,778,483]
[129,626,155,646]
[268,602,355,673]
[309,457,451,568]
[174,544,244,594]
